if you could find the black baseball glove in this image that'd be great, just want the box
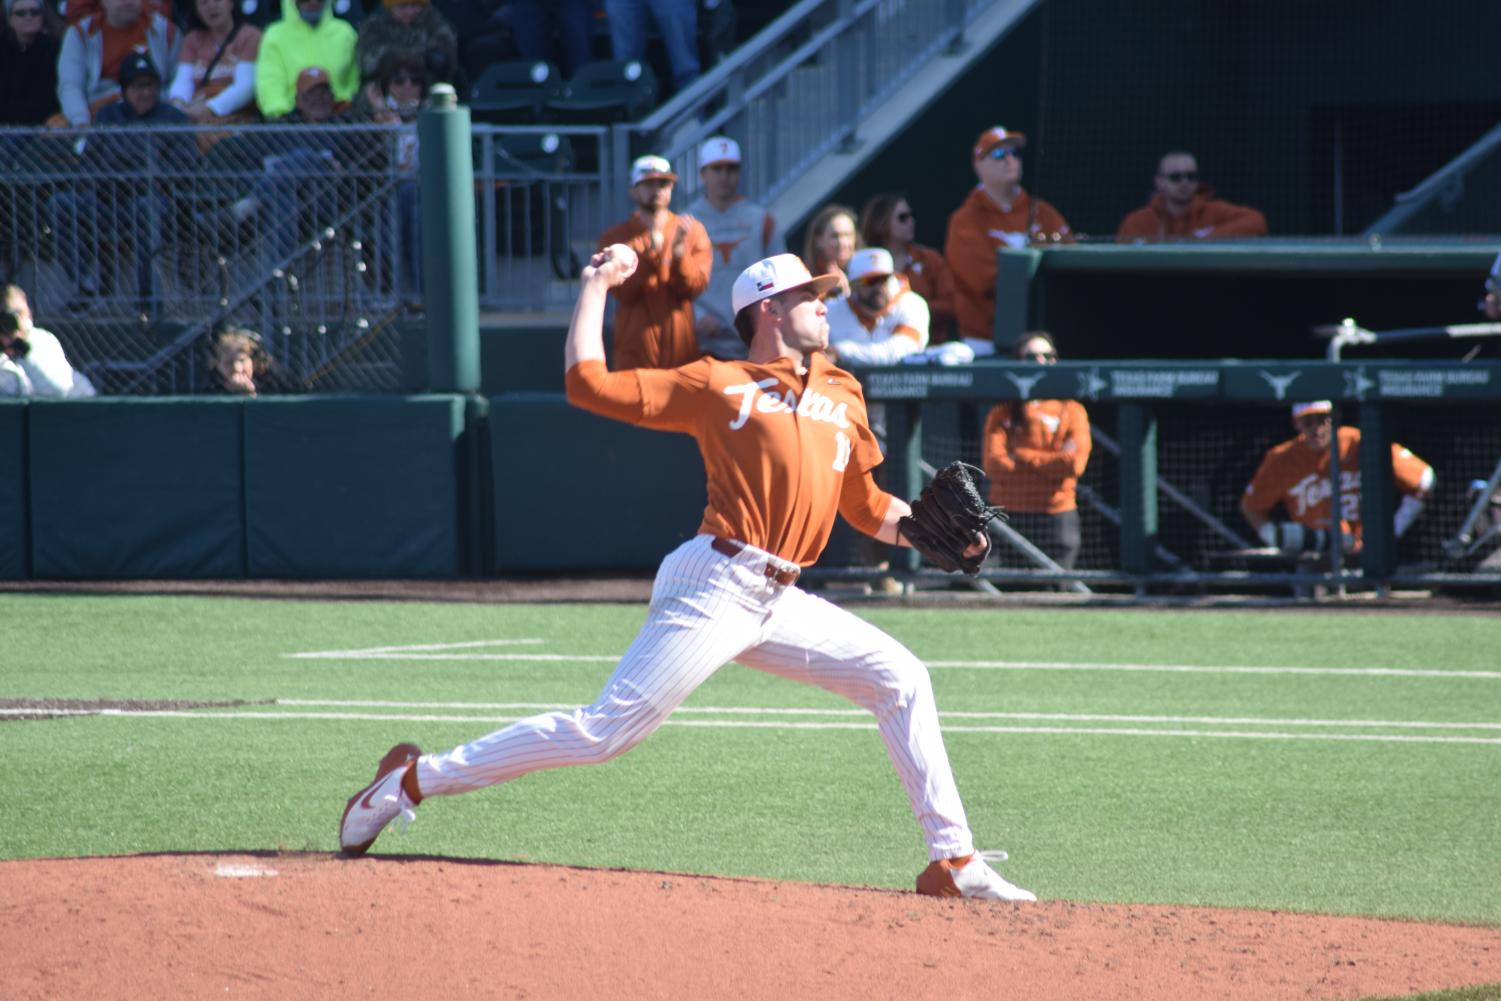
[897,461,1004,575]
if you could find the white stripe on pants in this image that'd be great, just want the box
[415,534,976,860]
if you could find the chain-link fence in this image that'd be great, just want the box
[0,122,612,395]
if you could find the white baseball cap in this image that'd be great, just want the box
[699,136,741,167]
[630,154,678,186]
[1291,400,1333,418]
[731,254,842,316]
[847,247,895,283]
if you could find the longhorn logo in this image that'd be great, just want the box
[1258,371,1300,400]
[1005,371,1045,400]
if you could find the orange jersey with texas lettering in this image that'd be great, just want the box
[566,355,889,566]
[1243,426,1433,542]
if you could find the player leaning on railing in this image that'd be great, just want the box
[338,246,1038,902]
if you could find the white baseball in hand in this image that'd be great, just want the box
[587,243,638,286]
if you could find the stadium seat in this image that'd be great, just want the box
[487,131,576,177]
[469,60,564,124]
[544,59,658,124]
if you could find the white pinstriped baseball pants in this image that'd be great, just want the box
[415,534,976,860]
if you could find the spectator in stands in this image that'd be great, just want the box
[605,0,697,94]
[359,51,426,299]
[54,0,179,126]
[801,202,858,301]
[1241,401,1434,558]
[825,247,929,367]
[48,52,194,310]
[506,0,594,78]
[203,325,298,394]
[595,153,711,369]
[60,0,171,25]
[860,192,956,342]
[945,126,1072,346]
[168,0,262,129]
[354,0,457,107]
[1,0,64,125]
[684,135,775,361]
[0,283,97,396]
[1116,151,1267,243]
[255,0,358,119]
[981,331,1090,571]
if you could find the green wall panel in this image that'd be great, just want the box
[489,396,706,571]
[29,399,244,579]
[243,396,465,577]
[0,402,27,579]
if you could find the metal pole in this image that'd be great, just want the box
[418,84,480,393]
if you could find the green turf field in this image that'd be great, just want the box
[4,593,1498,928]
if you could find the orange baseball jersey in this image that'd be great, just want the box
[596,211,712,371]
[944,186,1073,340]
[1243,426,1433,544]
[566,354,889,566]
[981,399,1092,514]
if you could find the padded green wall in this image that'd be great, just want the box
[489,396,706,571]
[243,396,466,578]
[29,398,244,578]
[0,402,27,579]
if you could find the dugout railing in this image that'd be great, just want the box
[833,359,1501,595]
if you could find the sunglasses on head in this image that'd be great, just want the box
[986,146,1019,161]
[1161,171,1198,183]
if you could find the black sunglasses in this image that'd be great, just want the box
[1160,171,1198,183]
[1025,350,1057,361]
[986,146,1019,161]
[894,211,913,223]
[391,72,426,85]
[10,6,44,15]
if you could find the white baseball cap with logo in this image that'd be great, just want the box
[846,247,895,284]
[698,136,741,167]
[1291,400,1333,418]
[630,154,678,186]
[731,254,842,316]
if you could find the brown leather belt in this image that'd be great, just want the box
[711,537,800,586]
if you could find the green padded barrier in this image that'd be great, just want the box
[243,396,466,578]
[490,395,707,571]
[479,324,569,395]
[0,402,27,579]
[29,399,244,579]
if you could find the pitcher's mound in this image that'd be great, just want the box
[5,853,1499,1000]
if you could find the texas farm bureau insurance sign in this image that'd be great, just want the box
[860,361,1501,403]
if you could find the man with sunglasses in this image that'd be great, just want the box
[944,126,1072,346]
[1117,151,1267,243]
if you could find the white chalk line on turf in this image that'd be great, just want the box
[13,704,1501,744]
[282,642,1501,680]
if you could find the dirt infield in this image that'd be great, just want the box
[4,853,1499,1001]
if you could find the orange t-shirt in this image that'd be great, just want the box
[981,399,1091,514]
[597,211,712,371]
[1243,426,1433,547]
[565,354,889,566]
[944,186,1073,340]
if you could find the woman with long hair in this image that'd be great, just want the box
[0,0,64,124]
[981,331,1091,571]
[801,202,858,300]
[169,0,262,128]
[859,192,957,340]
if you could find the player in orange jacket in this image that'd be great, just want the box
[338,247,1037,903]
[1241,401,1434,555]
[944,126,1072,344]
[981,332,1091,569]
[1116,151,1267,243]
[596,154,712,370]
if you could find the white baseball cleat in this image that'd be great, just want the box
[339,742,422,855]
[916,850,1037,901]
